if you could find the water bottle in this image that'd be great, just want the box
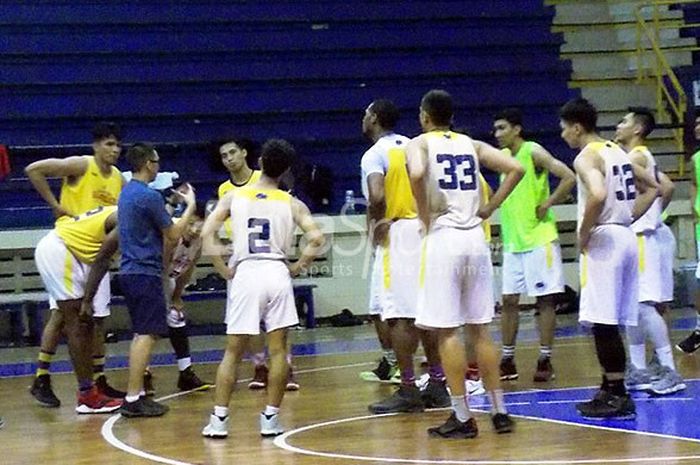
[344,189,356,214]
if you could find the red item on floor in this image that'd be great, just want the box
[0,145,10,180]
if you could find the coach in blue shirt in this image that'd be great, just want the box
[118,143,196,418]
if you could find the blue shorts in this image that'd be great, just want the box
[119,274,168,336]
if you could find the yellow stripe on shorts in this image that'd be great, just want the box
[580,252,587,289]
[637,234,645,273]
[419,236,428,288]
[382,245,391,290]
[545,242,553,269]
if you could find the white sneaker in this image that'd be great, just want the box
[260,412,284,437]
[416,373,430,390]
[466,378,486,396]
[202,414,228,438]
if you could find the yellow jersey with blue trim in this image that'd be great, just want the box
[424,131,483,230]
[55,206,117,264]
[576,141,634,229]
[230,187,294,264]
[218,170,262,236]
[360,133,416,220]
[59,156,122,217]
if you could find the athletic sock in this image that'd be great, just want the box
[450,395,471,422]
[36,350,54,377]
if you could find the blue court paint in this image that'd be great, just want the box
[468,380,700,442]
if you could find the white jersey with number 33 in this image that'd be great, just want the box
[425,131,483,230]
[230,187,294,264]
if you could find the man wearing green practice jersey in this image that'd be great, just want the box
[493,108,576,382]
[677,113,700,355]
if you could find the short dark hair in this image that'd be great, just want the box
[211,136,259,170]
[126,142,156,172]
[91,121,122,142]
[260,139,295,178]
[560,98,597,133]
[494,108,523,128]
[421,89,453,127]
[628,106,656,138]
[370,99,400,130]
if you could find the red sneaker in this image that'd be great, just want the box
[248,365,268,390]
[75,386,122,414]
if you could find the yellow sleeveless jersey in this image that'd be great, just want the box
[55,206,117,264]
[59,156,122,217]
[218,170,262,237]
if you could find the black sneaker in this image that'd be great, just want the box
[676,330,700,354]
[499,357,518,381]
[119,397,169,418]
[0,416,4,429]
[368,385,424,414]
[177,367,212,392]
[491,413,514,433]
[143,370,155,396]
[421,378,450,408]
[30,375,61,408]
[95,375,126,399]
[576,390,636,420]
[428,412,478,439]
[359,357,398,382]
[533,356,555,382]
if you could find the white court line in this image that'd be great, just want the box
[100,361,373,465]
[101,360,700,465]
[273,410,700,464]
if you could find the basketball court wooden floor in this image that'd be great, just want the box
[2,310,700,465]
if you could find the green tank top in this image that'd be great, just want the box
[694,151,700,240]
[499,141,559,253]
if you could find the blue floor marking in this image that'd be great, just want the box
[468,380,700,442]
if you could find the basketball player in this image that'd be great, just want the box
[406,89,521,438]
[359,99,449,414]
[677,112,700,355]
[493,108,576,382]
[34,206,123,413]
[143,199,212,395]
[201,139,324,438]
[560,98,658,419]
[25,122,125,407]
[217,138,299,391]
[615,108,685,394]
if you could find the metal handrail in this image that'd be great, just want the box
[635,0,698,174]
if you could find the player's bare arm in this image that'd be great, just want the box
[406,135,432,231]
[172,246,202,311]
[25,156,89,218]
[80,227,119,320]
[531,143,576,219]
[628,150,660,221]
[657,171,675,210]
[474,139,524,218]
[573,147,606,250]
[366,172,388,247]
[290,197,325,277]
[200,191,234,280]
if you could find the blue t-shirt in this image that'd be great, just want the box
[118,179,172,276]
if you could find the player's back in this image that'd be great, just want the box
[577,141,634,228]
[230,187,294,264]
[55,205,117,264]
[630,146,662,233]
[424,130,482,230]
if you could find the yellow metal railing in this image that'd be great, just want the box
[635,0,700,175]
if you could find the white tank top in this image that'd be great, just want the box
[424,131,483,230]
[230,187,294,264]
[630,146,662,233]
[577,141,634,228]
